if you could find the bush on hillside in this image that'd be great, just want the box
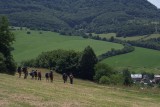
[110,74,123,85]
[94,63,114,82]
[158,83,160,88]
[99,76,110,84]
[27,31,31,34]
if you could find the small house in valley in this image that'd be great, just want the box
[131,74,142,82]
[153,75,160,84]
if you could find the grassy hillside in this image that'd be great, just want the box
[12,29,123,63]
[101,47,160,74]
[0,69,160,107]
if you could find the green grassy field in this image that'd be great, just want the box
[101,47,160,73]
[143,34,160,40]
[12,30,123,63]
[0,69,160,107]
[97,33,145,41]
[97,33,160,41]
[12,30,160,73]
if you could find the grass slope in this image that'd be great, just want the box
[101,47,160,73]
[12,30,123,63]
[0,69,160,107]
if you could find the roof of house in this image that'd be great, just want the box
[131,74,142,79]
[154,75,160,78]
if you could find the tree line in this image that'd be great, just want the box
[127,37,160,50]
[98,44,135,61]
[21,47,134,86]
[21,46,97,80]
[86,33,135,61]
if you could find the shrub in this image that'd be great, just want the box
[110,74,123,85]
[99,76,110,84]
[27,31,31,34]
[94,63,113,82]
[158,83,160,88]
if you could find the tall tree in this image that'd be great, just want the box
[79,46,98,80]
[0,16,16,74]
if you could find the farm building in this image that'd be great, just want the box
[154,75,160,80]
[153,75,160,84]
[131,74,142,82]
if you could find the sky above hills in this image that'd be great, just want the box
[148,0,160,8]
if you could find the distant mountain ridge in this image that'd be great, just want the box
[0,0,160,36]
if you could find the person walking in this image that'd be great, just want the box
[17,67,22,78]
[45,72,49,82]
[62,73,68,83]
[23,67,28,79]
[38,71,42,81]
[69,73,73,84]
[49,70,53,83]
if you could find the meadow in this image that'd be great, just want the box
[101,47,160,74]
[12,29,160,74]
[12,29,123,63]
[0,69,160,107]
[97,33,160,41]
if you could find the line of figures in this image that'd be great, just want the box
[17,67,74,84]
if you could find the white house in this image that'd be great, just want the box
[154,75,160,79]
[154,75,160,84]
[131,74,142,82]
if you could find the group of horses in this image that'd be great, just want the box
[17,67,73,84]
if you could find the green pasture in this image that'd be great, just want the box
[97,33,160,41]
[101,47,160,73]
[12,30,123,63]
[0,69,160,107]
[143,34,160,40]
[97,33,145,41]
[95,33,116,39]
[12,29,160,73]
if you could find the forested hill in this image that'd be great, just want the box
[0,0,160,36]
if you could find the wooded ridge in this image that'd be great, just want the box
[0,0,160,36]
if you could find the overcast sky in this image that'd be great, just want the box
[148,0,160,8]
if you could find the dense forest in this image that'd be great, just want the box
[0,0,160,36]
